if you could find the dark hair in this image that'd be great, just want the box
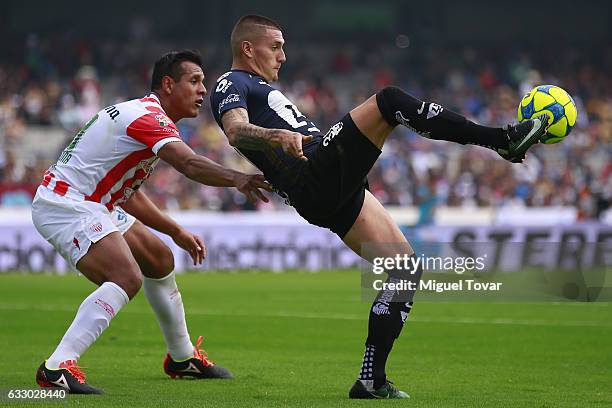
[150,50,202,91]
[231,15,282,57]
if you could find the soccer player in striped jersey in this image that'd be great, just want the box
[32,50,272,394]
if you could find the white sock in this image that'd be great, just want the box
[143,272,193,361]
[46,282,129,369]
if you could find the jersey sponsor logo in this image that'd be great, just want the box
[218,93,241,113]
[104,105,120,120]
[323,121,343,146]
[95,298,116,317]
[73,237,80,250]
[215,79,232,93]
[155,114,171,127]
[162,127,179,135]
[372,302,391,315]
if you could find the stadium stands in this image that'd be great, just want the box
[1,36,609,220]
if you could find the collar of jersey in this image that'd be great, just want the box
[146,93,162,104]
[230,69,266,82]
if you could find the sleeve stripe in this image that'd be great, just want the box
[152,137,182,155]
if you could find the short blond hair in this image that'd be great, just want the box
[231,15,282,57]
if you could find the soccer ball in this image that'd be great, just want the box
[518,85,578,144]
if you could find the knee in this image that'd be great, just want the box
[114,269,143,299]
[144,245,175,279]
[377,86,408,105]
[157,245,175,276]
[376,86,407,127]
[378,86,403,98]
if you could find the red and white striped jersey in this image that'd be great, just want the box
[42,93,181,210]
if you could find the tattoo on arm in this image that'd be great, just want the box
[222,108,280,150]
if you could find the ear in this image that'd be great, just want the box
[241,41,254,59]
[161,75,174,95]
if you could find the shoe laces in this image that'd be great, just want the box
[59,360,86,384]
[193,336,215,367]
[384,380,400,395]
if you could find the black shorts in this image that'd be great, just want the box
[289,114,382,238]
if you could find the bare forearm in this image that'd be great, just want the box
[229,123,282,150]
[122,190,180,236]
[183,155,240,187]
[157,141,243,188]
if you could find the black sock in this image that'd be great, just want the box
[359,255,422,388]
[358,344,376,382]
[376,86,508,149]
[358,343,392,388]
[361,274,417,388]
[362,300,413,388]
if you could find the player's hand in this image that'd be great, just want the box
[276,130,313,161]
[233,173,273,204]
[172,228,206,266]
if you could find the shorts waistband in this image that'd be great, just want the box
[41,170,86,201]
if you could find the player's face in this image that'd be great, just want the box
[251,28,286,82]
[169,61,207,120]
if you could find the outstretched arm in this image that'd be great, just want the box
[122,190,205,265]
[221,107,313,161]
[157,140,272,203]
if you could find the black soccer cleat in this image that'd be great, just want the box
[163,336,233,379]
[36,360,103,394]
[349,379,410,399]
[498,113,549,163]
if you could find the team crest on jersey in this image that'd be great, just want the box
[155,114,171,127]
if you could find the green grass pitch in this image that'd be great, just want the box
[1,271,611,407]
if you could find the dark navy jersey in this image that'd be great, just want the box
[210,69,322,196]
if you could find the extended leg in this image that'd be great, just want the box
[350,87,548,162]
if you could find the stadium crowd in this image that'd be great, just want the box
[1,35,610,220]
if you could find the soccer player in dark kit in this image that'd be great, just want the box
[211,15,549,399]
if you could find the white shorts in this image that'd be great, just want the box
[31,186,136,271]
